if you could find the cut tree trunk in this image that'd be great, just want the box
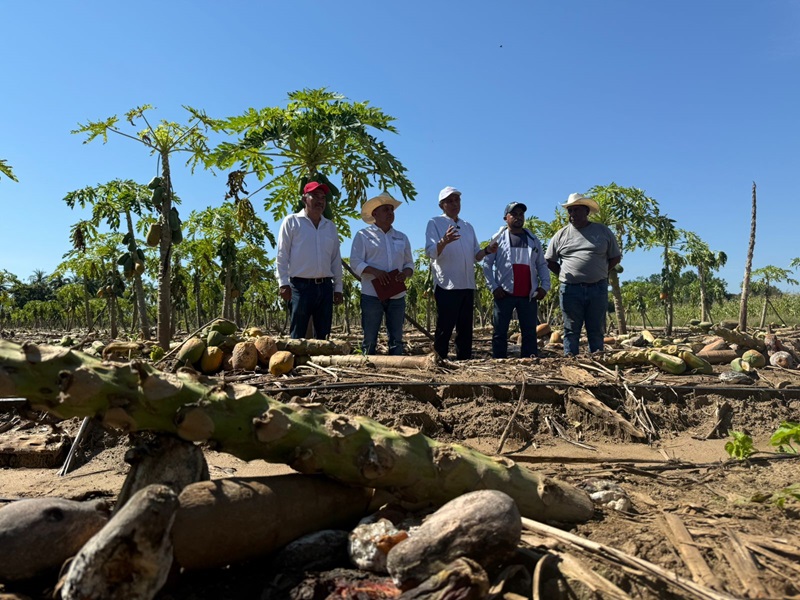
[0,341,594,523]
[738,182,757,331]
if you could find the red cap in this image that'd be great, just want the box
[303,181,330,195]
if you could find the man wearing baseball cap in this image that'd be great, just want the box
[350,192,413,355]
[276,180,343,339]
[425,186,498,360]
[545,193,621,356]
[483,201,550,358]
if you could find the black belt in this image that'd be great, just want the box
[567,279,607,287]
[291,277,332,285]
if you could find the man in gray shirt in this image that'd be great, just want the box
[545,193,621,356]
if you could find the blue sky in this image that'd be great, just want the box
[2,1,799,292]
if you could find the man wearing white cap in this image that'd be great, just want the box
[276,181,344,340]
[350,192,414,355]
[545,193,621,356]
[425,186,498,360]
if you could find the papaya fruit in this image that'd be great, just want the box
[209,318,237,336]
[648,350,687,375]
[151,186,165,205]
[231,341,258,371]
[171,227,183,244]
[146,223,162,247]
[254,335,278,365]
[177,338,206,367]
[269,350,294,376]
[169,207,181,231]
[741,349,766,369]
[679,350,713,375]
[116,253,129,266]
[207,330,225,348]
[147,176,163,190]
[200,346,224,374]
[134,261,145,276]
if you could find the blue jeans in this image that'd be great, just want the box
[361,294,406,355]
[289,277,334,340]
[560,280,608,355]
[493,295,539,358]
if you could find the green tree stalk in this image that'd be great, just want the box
[0,340,593,523]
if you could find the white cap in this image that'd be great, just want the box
[438,186,461,204]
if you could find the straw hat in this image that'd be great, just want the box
[562,192,600,215]
[361,192,401,224]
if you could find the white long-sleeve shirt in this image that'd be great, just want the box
[276,210,343,293]
[424,215,481,290]
[350,225,413,298]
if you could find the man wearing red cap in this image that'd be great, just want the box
[276,181,344,339]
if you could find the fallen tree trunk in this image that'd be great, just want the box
[0,341,593,523]
[711,326,765,352]
[172,474,373,569]
[298,354,439,370]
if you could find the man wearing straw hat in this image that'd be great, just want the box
[545,193,621,356]
[350,192,414,355]
[276,181,343,340]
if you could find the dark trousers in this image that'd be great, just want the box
[289,278,333,340]
[434,286,474,360]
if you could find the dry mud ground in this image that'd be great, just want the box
[1,330,800,599]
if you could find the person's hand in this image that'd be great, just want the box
[399,268,413,281]
[493,287,506,300]
[486,241,499,254]
[442,225,461,245]
[365,267,391,286]
[279,285,292,302]
[333,292,344,305]
[534,287,547,301]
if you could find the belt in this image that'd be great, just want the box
[291,277,332,285]
[567,279,607,287]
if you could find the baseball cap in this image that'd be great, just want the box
[303,181,330,195]
[504,202,527,216]
[438,186,461,203]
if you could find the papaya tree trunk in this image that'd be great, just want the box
[157,155,174,351]
[607,270,627,334]
[109,296,118,339]
[222,265,233,321]
[0,340,593,524]
[738,182,757,331]
[125,210,151,340]
[193,270,203,330]
[698,267,709,322]
[759,287,769,329]
[83,277,92,331]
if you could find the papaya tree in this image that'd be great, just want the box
[192,88,417,238]
[0,159,17,182]
[185,201,272,323]
[178,235,218,329]
[681,231,727,322]
[73,106,213,351]
[650,215,682,336]
[751,266,798,328]
[587,183,661,334]
[63,179,157,340]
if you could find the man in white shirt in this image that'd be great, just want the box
[276,181,343,339]
[350,192,413,355]
[425,186,497,360]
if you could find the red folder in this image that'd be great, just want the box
[372,270,406,301]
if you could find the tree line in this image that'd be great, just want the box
[2,89,799,347]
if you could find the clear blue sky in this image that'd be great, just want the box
[2,1,799,292]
